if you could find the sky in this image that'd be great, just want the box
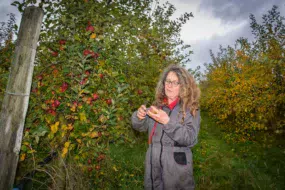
[1,0,285,72]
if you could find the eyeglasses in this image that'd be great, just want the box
[165,80,180,87]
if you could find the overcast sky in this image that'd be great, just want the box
[1,0,284,71]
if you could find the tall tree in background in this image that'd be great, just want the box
[200,5,285,138]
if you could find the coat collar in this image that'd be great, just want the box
[167,97,179,110]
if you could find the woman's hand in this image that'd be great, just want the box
[147,106,170,124]
[137,105,147,120]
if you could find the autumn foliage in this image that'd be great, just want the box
[200,6,285,140]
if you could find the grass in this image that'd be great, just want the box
[105,135,148,189]
[16,112,284,189]
[108,111,285,190]
[193,112,285,190]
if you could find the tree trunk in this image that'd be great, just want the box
[0,6,44,190]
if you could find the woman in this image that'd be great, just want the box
[131,64,201,190]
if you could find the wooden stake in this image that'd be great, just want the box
[0,6,44,189]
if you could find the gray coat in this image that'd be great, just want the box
[131,103,200,190]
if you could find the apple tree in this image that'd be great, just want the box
[10,0,193,188]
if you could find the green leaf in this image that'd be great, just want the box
[11,1,20,6]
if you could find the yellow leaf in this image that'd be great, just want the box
[67,123,73,130]
[64,141,71,148]
[61,124,67,130]
[27,149,36,154]
[113,166,118,172]
[70,105,76,112]
[20,153,26,161]
[81,132,88,137]
[79,112,87,122]
[98,60,105,66]
[45,116,52,124]
[90,131,99,138]
[90,33,96,39]
[76,139,82,144]
[99,114,107,123]
[79,90,85,97]
[61,147,68,158]
[51,121,60,134]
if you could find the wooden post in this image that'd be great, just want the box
[0,6,43,189]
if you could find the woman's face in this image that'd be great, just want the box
[164,71,180,102]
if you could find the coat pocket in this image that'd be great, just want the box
[174,152,187,165]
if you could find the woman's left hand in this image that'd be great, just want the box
[147,106,170,124]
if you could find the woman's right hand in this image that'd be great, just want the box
[137,105,147,120]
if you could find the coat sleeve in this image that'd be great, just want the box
[162,110,200,147]
[131,111,149,132]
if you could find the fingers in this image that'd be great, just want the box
[137,105,147,120]
[140,105,146,111]
[147,107,170,124]
[147,106,159,119]
[149,106,159,114]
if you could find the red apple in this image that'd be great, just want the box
[51,51,58,57]
[83,49,90,56]
[60,82,68,92]
[48,109,56,116]
[59,39,66,45]
[37,75,43,80]
[96,154,105,162]
[92,93,99,100]
[94,53,99,59]
[106,99,112,105]
[88,159,92,164]
[88,167,93,172]
[32,88,38,93]
[86,25,95,32]
[54,100,60,107]
[80,78,88,85]
[137,89,143,95]
[99,74,104,79]
[85,70,91,76]
[90,51,96,58]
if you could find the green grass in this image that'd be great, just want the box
[193,112,285,190]
[104,136,148,189]
[108,112,285,190]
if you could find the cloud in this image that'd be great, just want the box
[199,0,285,23]
[171,0,285,72]
[186,20,253,71]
